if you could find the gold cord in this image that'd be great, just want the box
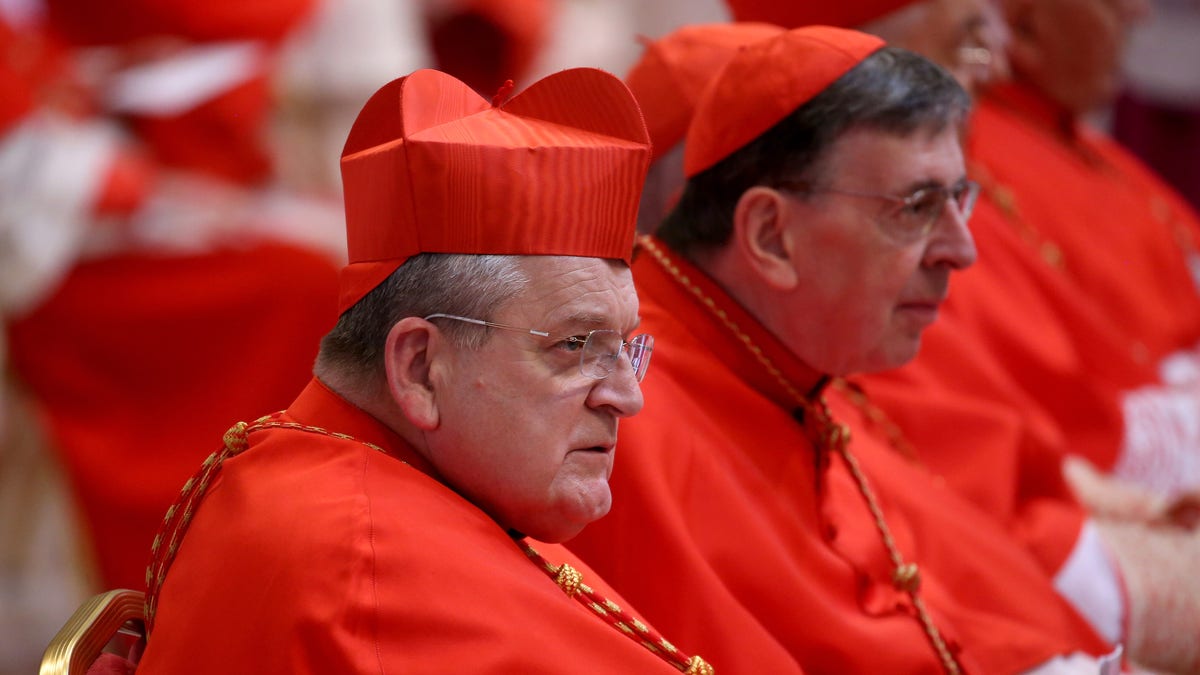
[523,541,713,673]
[831,378,922,463]
[145,417,390,630]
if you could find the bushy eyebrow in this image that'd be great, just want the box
[897,175,970,198]
[564,312,609,327]
[551,311,642,336]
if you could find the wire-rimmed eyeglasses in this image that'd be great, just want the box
[777,179,981,242]
[424,313,654,382]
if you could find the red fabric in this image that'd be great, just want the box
[854,364,1097,576]
[724,0,916,32]
[5,243,338,589]
[42,0,312,188]
[566,239,1112,674]
[625,22,785,161]
[137,379,692,674]
[45,0,313,45]
[338,67,651,313]
[684,26,884,176]
[971,82,1200,363]
[86,653,137,675]
[427,0,552,96]
[92,148,155,217]
[0,21,37,132]
[125,75,273,184]
[0,17,89,131]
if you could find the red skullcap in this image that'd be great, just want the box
[684,25,884,177]
[724,0,916,31]
[626,22,786,162]
[338,67,652,313]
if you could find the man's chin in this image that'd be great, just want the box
[855,340,923,375]
[523,494,612,543]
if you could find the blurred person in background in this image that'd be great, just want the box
[1,0,343,624]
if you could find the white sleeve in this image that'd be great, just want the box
[0,112,118,313]
[1052,519,1126,644]
[1019,645,1124,675]
[1117,377,1200,497]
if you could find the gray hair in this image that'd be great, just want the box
[314,253,528,387]
[657,45,972,256]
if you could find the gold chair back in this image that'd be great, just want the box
[39,589,146,675]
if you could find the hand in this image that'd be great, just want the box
[1097,519,1200,673]
[1063,455,1200,530]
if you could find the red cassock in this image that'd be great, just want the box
[137,378,699,674]
[968,81,1200,364]
[566,238,1112,674]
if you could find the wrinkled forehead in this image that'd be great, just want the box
[813,123,965,183]
[508,256,638,326]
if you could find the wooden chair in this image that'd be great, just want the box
[40,589,146,675]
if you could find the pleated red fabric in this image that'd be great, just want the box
[337,68,652,312]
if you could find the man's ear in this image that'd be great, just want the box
[732,186,800,290]
[383,317,442,431]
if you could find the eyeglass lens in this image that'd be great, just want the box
[896,182,979,236]
[580,331,654,382]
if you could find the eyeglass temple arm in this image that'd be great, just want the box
[423,313,551,337]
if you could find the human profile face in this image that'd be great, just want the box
[863,0,1011,95]
[1012,0,1149,113]
[425,256,644,543]
[775,125,977,375]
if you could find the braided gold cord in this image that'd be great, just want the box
[641,236,962,675]
[522,541,710,673]
[831,379,922,462]
[893,562,922,593]
[555,563,583,597]
[640,238,809,405]
[832,425,959,674]
[145,416,393,632]
[686,655,716,675]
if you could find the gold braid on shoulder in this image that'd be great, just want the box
[143,417,387,632]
